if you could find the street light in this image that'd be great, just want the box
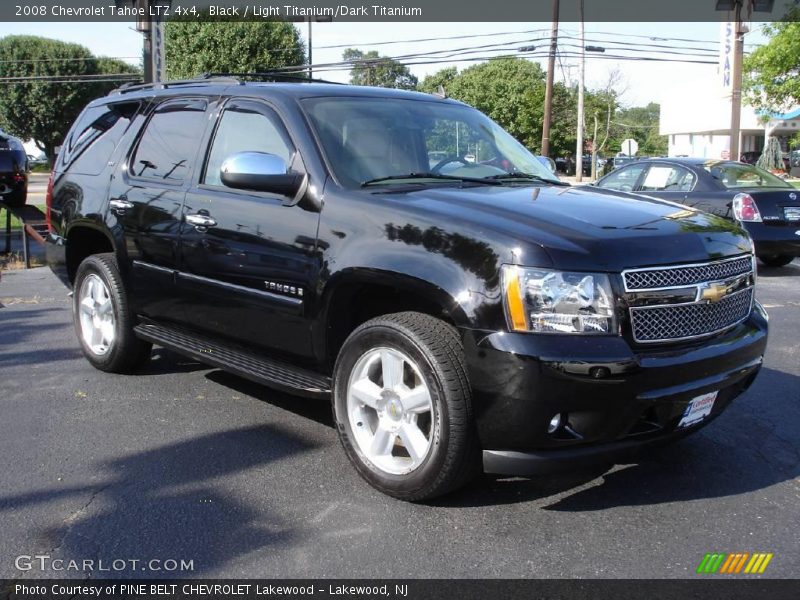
[585,46,605,53]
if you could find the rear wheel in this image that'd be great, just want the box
[332,312,479,501]
[73,253,151,373]
[758,254,794,268]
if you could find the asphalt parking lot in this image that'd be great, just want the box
[0,263,798,579]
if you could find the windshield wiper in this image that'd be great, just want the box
[483,172,569,186]
[361,172,502,187]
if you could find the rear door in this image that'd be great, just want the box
[108,97,212,322]
[178,97,321,359]
[634,162,697,204]
[634,163,738,217]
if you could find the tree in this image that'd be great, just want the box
[744,10,800,113]
[343,48,418,90]
[612,103,667,157]
[165,20,305,80]
[582,70,624,178]
[418,67,458,95]
[446,57,545,151]
[757,136,784,172]
[0,35,140,161]
[548,82,580,158]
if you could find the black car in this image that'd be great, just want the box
[0,130,28,207]
[555,154,603,177]
[46,78,767,501]
[602,154,639,176]
[739,151,761,165]
[592,157,800,267]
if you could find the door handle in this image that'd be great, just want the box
[185,213,218,229]
[109,198,134,213]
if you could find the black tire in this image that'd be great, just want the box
[758,254,795,268]
[332,311,479,501]
[72,253,151,373]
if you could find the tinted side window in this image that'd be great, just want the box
[203,104,294,187]
[640,165,696,192]
[131,102,207,183]
[598,164,647,192]
[60,102,140,176]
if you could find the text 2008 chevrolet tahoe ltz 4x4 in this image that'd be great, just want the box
[46,79,768,500]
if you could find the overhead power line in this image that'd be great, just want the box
[0,73,139,83]
[0,56,139,64]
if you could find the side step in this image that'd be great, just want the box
[134,322,331,399]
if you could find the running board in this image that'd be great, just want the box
[134,323,331,399]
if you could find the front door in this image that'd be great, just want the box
[178,98,322,359]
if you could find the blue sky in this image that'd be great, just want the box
[0,21,767,107]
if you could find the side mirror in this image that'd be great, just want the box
[220,151,303,196]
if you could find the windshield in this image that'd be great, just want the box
[704,162,792,189]
[301,96,560,188]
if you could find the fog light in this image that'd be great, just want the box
[547,413,564,434]
[589,366,611,379]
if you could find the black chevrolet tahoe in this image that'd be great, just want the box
[46,78,768,501]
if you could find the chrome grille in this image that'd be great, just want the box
[623,256,753,290]
[630,287,753,343]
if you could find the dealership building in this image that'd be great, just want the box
[660,97,800,160]
[659,22,800,160]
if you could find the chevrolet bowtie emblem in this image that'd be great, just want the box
[699,282,728,303]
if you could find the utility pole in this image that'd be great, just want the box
[541,0,559,157]
[134,0,153,83]
[307,17,313,78]
[729,0,745,162]
[133,0,168,84]
[575,0,585,183]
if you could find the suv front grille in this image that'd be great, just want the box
[630,287,754,343]
[623,255,753,290]
[624,255,755,343]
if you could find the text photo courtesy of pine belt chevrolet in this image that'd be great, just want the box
[591,157,800,267]
[46,77,768,501]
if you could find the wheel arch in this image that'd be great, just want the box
[315,269,471,370]
[64,221,118,284]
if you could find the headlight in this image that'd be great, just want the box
[501,265,616,334]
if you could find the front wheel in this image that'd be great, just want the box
[73,253,152,373]
[758,254,795,268]
[332,312,479,501]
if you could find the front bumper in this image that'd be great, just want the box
[461,303,768,474]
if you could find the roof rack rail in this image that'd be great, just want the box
[109,75,242,95]
[201,72,344,85]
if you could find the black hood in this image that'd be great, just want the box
[395,184,752,271]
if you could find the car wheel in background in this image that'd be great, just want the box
[758,255,795,268]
